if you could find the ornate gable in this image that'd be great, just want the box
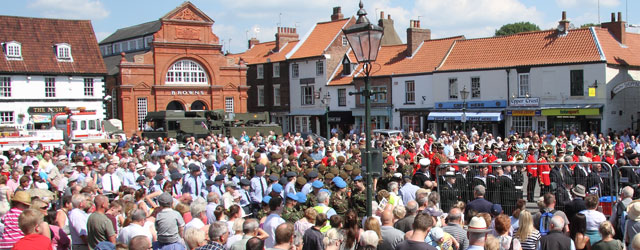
[161,1,214,23]
[224,83,237,90]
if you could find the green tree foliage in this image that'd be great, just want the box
[581,23,600,28]
[495,22,541,36]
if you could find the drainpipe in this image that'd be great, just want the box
[506,68,511,135]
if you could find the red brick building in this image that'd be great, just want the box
[101,2,247,136]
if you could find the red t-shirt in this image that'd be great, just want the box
[12,234,53,250]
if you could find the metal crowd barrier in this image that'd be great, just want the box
[616,166,640,200]
[435,161,616,216]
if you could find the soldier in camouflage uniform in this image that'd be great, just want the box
[330,177,349,216]
[335,156,346,169]
[267,153,282,176]
[350,175,367,218]
[256,196,271,220]
[306,180,323,208]
[248,151,261,177]
[281,193,302,223]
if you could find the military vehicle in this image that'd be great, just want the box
[141,110,282,141]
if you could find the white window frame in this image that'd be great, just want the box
[0,111,13,124]
[84,78,94,96]
[257,85,265,106]
[273,63,280,78]
[273,84,281,106]
[225,97,234,113]
[316,60,324,76]
[511,116,532,135]
[4,41,22,59]
[137,98,147,130]
[518,73,530,97]
[294,116,310,133]
[338,88,346,106]
[402,115,420,132]
[405,80,415,104]
[471,77,480,99]
[45,77,56,97]
[165,60,208,84]
[372,86,387,103]
[342,35,348,47]
[301,86,314,105]
[448,78,458,99]
[257,64,264,79]
[0,77,10,97]
[55,43,72,61]
[292,63,299,78]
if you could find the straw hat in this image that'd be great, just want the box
[467,216,491,233]
[12,191,31,206]
[628,202,640,222]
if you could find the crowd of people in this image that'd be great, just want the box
[1,127,640,250]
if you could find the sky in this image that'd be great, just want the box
[1,0,639,53]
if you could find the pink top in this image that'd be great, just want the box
[0,207,24,248]
[50,224,71,250]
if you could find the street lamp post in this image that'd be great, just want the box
[343,0,383,217]
[323,92,331,139]
[460,86,469,134]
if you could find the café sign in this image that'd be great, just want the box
[171,90,206,95]
[509,97,540,107]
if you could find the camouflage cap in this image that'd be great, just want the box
[330,167,339,175]
[317,164,327,172]
[272,153,281,159]
[288,155,296,161]
[382,152,388,158]
[296,177,307,185]
[253,152,261,158]
[337,156,346,162]
[385,160,393,165]
[352,148,361,154]
[344,164,354,171]
[339,172,349,180]
[233,155,242,161]
[306,156,314,162]
[304,168,313,176]
[325,173,335,180]
[352,168,361,176]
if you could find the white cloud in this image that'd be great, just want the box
[28,0,109,20]
[556,0,620,8]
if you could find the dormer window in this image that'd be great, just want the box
[3,41,22,60]
[342,56,352,75]
[55,43,72,61]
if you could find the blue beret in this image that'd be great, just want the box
[272,183,283,193]
[335,180,347,189]
[319,189,331,196]
[312,180,324,189]
[296,193,307,203]
[353,175,363,181]
[263,196,271,204]
[332,176,344,183]
[286,193,298,200]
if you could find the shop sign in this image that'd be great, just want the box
[507,110,541,116]
[28,106,66,114]
[541,108,600,116]
[328,117,341,122]
[435,100,506,109]
[171,90,206,95]
[509,97,539,107]
[611,80,640,99]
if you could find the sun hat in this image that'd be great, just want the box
[467,216,491,233]
[12,191,31,206]
[571,184,586,198]
[627,202,640,222]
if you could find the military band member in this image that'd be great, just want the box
[538,147,551,196]
[499,165,517,215]
[525,145,538,202]
[455,163,472,203]
[486,165,501,204]
[440,168,460,212]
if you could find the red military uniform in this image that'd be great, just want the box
[538,157,550,186]
[485,154,498,174]
[526,154,538,177]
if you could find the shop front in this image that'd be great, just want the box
[397,108,429,133]
[541,105,602,133]
[427,100,506,136]
[352,107,393,132]
[328,111,355,139]
[27,106,67,129]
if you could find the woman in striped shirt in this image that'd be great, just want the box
[515,210,541,250]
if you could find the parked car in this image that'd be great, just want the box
[299,132,328,145]
[372,129,403,138]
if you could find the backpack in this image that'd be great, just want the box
[539,211,554,236]
[614,201,627,240]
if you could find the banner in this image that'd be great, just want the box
[541,108,600,116]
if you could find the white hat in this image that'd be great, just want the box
[467,216,490,233]
[419,158,431,166]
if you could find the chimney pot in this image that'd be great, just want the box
[562,11,566,20]
[612,13,616,22]
[417,20,420,28]
[618,12,622,22]
[380,11,384,20]
[388,14,391,20]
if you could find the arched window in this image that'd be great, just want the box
[165,59,208,84]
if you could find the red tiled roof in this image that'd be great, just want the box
[242,40,299,65]
[595,27,640,66]
[328,37,462,86]
[289,18,352,60]
[437,28,602,71]
[0,15,107,74]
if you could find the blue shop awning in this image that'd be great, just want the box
[427,112,503,122]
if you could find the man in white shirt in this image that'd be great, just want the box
[117,209,152,245]
[185,200,207,231]
[262,196,285,248]
[69,193,90,249]
[101,164,121,196]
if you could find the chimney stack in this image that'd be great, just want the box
[275,27,299,52]
[248,38,259,49]
[557,11,570,35]
[331,7,344,21]
[377,11,402,45]
[601,12,626,44]
[406,20,431,56]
